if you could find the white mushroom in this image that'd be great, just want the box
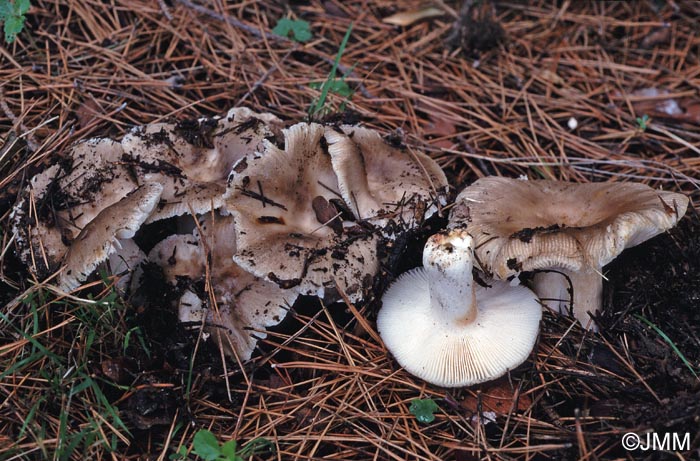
[449,177,690,329]
[106,238,147,293]
[377,229,541,387]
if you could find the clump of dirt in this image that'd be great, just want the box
[604,212,700,363]
[446,0,505,56]
[599,211,700,432]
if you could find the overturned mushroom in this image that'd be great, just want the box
[145,213,297,360]
[225,122,379,302]
[377,229,541,387]
[324,125,448,233]
[60,183,164,290]
[449,177,689,329]
[121,107,282,223]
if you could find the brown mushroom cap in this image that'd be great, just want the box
[60,183,164,290]
[449,177,689,327]
[324,125,448,231]
[121,108,282,223]
[450,177,689,276]
[225,122,379,302]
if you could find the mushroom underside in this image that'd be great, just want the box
[378,269,541,387]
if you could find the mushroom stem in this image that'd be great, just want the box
[532,268,602,330]
[377,229,542,387]
[423,231,477,325]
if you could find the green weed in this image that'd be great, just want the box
[0,0,30,43]
[272,17,312,43]
[308,23,354,119]
[636,114,650,131]
[170,429,273,461]
[409,398,439,424]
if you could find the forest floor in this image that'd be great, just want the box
[1,1,699,460]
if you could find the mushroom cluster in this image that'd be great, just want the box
[225,122,448,301]
[11,104,690,384]
[376,177,688,386]
[11,108,448,360]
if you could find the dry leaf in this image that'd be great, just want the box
[383,7,444,26]
[460,378,533,415]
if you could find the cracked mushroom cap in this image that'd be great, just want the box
[324,125,448,232]
[377,230,541,387]
[11,138,138,276]
[121,107,282,223]
[448,177,689,328]
[60,183,163,290]
[225,122,379,302]
[145,214,296,360]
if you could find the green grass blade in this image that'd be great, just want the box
[635,314,699,379]
[313,22,353,116]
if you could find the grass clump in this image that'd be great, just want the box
[0,284,134,459]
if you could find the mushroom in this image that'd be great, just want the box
[144,213,297,360]
[11,138,138,277]
[323,125,448,233]
[60,182,164,290]
[121,107,282,223]
[106,238,147,293]
[377,229,541,387]
[448,177,690,329]
[225,122,379,302]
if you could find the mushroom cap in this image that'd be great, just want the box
[11,138,138,276]
[324,125,448,231]
[121,108,281,223]
[225,122,379,301]
[57,138,137,232]
[377,269,541,387]
[449,177,690,278]
[146,233,203,283]
[145,214,296,360]
[60,183,164,290]
[11,164,68,275]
